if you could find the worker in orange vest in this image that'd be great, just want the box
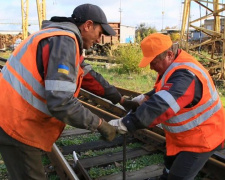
[109,33,225,180]
[0,4,137,179]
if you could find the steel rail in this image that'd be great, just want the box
[47,143,80,180]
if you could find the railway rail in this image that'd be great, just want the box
[0,57,7,69]
[0,57,225,180]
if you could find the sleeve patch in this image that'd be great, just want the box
[58,64,69,75]
[161,83,173,91]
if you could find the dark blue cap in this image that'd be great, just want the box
[72,4,116,36]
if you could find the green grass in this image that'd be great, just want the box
[0,164,8,180]
[63,142,143,162]
[56,132,101,146]
[220,96,225,108]
[0,154,8,180]
[88,153,164,179]
[0,51,11,59]
[87,61,156,93]
[78,142,143,159]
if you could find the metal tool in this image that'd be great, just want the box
[123,133,127,180]
[122,110,132,180]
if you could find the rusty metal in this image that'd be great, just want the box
[80,88,126,117]
[180,0,225,80]
[21,0,29,40]
[47,143,80,180]
[0,57,7,62]
[116,86,140,98]
[0,57,7,70]
[79,99,120,121]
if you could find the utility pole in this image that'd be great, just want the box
[162,0,165,31]
[119,0,122,24]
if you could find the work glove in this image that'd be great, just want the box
[132,94,148,105]
[97,119,116,141]
[108,118,128,134]
[120,97,139,112]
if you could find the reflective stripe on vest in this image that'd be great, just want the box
[45,80,77,92]
[1,65,52,116]
[82,64,92,76]
[162,100,221,133]
[162,62,214,95]
[1,28,78,116]
[156,90,180,113]
[160,62,220,133]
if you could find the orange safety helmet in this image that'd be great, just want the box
[139,33,172,68]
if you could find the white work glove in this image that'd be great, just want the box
[132,94,148,105]
[108,118,128,134]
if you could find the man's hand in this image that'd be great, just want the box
[97,119,116,141]
[108,118,128,134]
[132,94,148,105]
[120,97,139,111]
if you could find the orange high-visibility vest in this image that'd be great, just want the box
[154,50,225,156]
[0,28,83,151]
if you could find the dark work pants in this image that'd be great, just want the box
[161,150,216,180]
[0,127,46,180]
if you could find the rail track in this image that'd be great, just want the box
[0,57,7,69]
[0,57,225,180]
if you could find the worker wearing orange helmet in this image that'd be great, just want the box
[109,33,225,180]
[0,3,137,179]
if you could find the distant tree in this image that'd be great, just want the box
[163,26,180,42]
[135,23,157,43]
[170,33,180,42]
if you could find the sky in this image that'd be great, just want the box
[0,0,219,33]
[0,0,185,33]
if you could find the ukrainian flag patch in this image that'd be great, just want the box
[58,64,69,75]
